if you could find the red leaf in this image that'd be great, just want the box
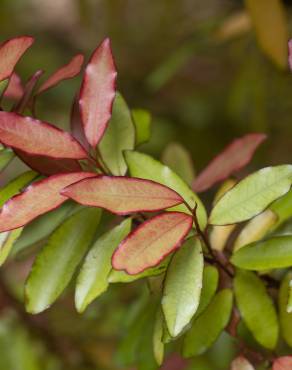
[288,39,292,71]
[192,133,267,192]
[79,38,117,147]
[3,73,24,100]
[0,172,96,232]
[160,354,188,370]
[0,112,88,159]
[112,212,192,274]
[0,36,34,82]
[62,176,184,214]
[15,149,82,175]
[273,356,292,370]
[70,96,90,152]
[37,54,84,94]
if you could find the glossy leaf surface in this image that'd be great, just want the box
[193,133,266,192]
[231,236,292,270]
[99,93,135,175]
[25,208,101,314]
[234,270,278,349]
[0,112,88,159]
[0,172,95,232]
[62,176,184,215]
[162,238,203,337]
[182,289,233,357]
[125,150,207,228]
[75,218,131,312]
[112,212,192,274]
[210,165,292,225]
[79,38,117,147]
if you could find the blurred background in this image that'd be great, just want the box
[0,0,292,369]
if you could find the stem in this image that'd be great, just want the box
[184,201,234,278]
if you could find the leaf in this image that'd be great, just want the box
[12,201,76,255]
[37,54,84,94]
[273,357,292,370]
[0,36,34,82]
[0,146,14,172]
[210,165,292,225]
[25,207,101,314]
[108,257,170,283]
[99,92,135,175]
[234,270,278,349]
[0,112,88,159]
[153,308,164,366]
[245,0,288,69]
[79,38,117,147]
[270,189,292,229]
[3,72,24,100]
[182,289,233,357]
[15,150,82,176]
[70,96,89,152]
[131,109,151,146]
[62,175,184,215]
[0,172,96,232]
[0,228,23,266]
[210,224,236,251]
[279,272,292,347]
[162,142,195,186]
[231,356,255,370]
[195,265,219,317]
[125,150,207,228]
[231,236,292,270]
[233,210,277,251]
[162,237,203,337]
[193,133,266,193]
[75,218,131,313]
[0,171,37,207]
[112,212,193,274]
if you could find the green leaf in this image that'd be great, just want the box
[162,237,203,337]
[108,256,170,283]
[12,201,77,255]
[25,207,101,314]
[131,109,151,146]
[279,272,292,347]
[195,265,219,317]
[231,236,292,270]
[270,189,292,229]
[161,142,195,186]
[0,170,37,207]
[153,308,164,366]
[125,150,207,228]
[210,165,292,225]
[182,289,233,357]
[0,228,23,266]
[234,270,278,349]
[99,92,135,175]
[0,145,14,173]
[75,218,131,313]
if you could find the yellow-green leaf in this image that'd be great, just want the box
[279,272,292,347]
[234,270,278,349]
[0,145,14,172]
[195,265,219,317]
[25,208,101,314]
[131,109,151,146]
[75,218,131,312]
[0,228,23,266]
[153,307,164,365]
[210,165,292,225]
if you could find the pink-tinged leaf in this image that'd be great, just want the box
[192,133,267,193]
[70,96,89,151]
[0,36,34,82]
[273,356,292,370]
[0,172,96,232]
[0,112,88,159]
[79,38,117,147]
[62,176,184,214]
[15,149,82,175]
[112,212,193,274]
[288,39,292,71]
[3,73,24,100]
[37,54,84,94]
[231,356,255,370]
